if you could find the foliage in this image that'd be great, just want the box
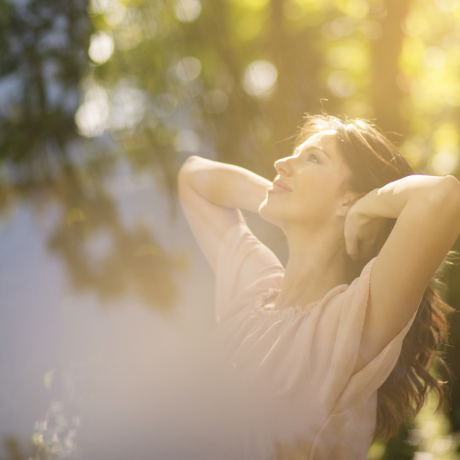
[0,0,184,311]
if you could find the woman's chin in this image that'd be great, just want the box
[259,201,285,227]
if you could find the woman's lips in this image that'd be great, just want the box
[268,179,292,193]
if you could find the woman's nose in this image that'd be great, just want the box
[274,157,294,176]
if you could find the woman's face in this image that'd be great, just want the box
[259,130,353,229]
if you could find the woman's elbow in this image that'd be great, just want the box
[177,156,208,196]
[443,174,460,190]
[429,175,460,219]
[439,175,460,204]
[179,155,201,173]
[178,155,201,183]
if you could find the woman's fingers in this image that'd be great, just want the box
[347,237,376,260]
[344,210,386,261]
[346,235,360,259]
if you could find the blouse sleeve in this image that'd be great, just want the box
[214,222,284,322]
[308,256,421,413]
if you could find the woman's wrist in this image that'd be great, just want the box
[352,188,382,220]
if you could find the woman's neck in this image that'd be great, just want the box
[272,223,360,311]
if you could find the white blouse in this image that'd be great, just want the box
[209,221,419,459]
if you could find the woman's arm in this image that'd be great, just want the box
[345,174,460,259]
[350,173,459,222]
[345,174,460,376]
[178,155,271,271]
[179,155,271,212]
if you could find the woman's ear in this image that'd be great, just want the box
[336,190,361,217]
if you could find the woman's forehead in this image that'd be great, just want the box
[297,130,340,156]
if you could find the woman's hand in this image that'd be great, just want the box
[343,175,460,260]
[344,196,389,260]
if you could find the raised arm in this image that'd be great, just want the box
[345,174,460,375]
[178,155,271,271]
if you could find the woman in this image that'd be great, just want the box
[177,113,460,459]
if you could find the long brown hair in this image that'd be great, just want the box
[294,112,455,442]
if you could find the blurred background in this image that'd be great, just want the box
[1,0,460,458]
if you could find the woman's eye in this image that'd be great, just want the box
[308,154,319,163]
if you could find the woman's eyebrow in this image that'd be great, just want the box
[296,145,331,160]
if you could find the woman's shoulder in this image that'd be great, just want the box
[215,221,285,320]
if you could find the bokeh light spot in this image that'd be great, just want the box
[327,45,366,70]
[110,83,146,131]
[90,0,115,14]
[433,123,459,148]
[243,60,278,98]
[174,130,200,152]
[104,3,127,26]
[176,57,202,81]
[402,135,426,165]
[401,36,425,72]
[431,151,459,175]
[359,20,382,39]
[345,0,369,19]
[330,17,353,37]
[424,47,446,69]
[75,86,110,137]
[174,0,202,22]
[401,11,427,37]
[88,31,114,64]
[114,27,143,51]
[327,70,357,98]
[435,0,458,11]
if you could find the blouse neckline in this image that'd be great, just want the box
[255,283,350,319]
